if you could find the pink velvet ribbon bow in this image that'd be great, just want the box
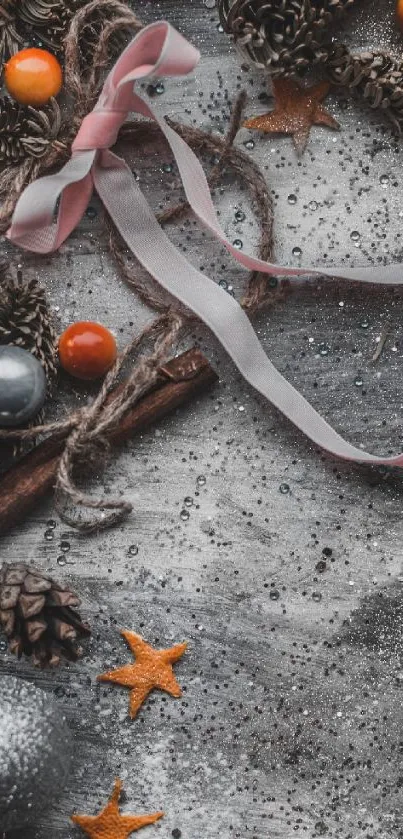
[8,21,403,469]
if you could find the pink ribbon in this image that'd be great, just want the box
[7,21,403,469]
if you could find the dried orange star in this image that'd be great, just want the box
[98,631,187,718]
[71,778,163,839]
[243,78,340,156]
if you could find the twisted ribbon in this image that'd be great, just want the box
[7,21,403,469]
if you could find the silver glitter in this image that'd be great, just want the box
[0,676,72,832]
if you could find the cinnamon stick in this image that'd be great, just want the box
[0,348,217,536]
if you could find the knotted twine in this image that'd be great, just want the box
[0,1,277,533]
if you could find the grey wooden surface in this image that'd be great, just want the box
[2,0,403,837]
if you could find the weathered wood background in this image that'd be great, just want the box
[2,0,403,836]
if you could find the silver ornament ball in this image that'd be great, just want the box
[0,676,72,832]
[0,346,46,427]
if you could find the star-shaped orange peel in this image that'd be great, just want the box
[98,630,187,718]
[71,778,163,839]
[243,78,340,156]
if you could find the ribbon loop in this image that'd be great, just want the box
[7,20,403,473]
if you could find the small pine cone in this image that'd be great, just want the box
[218,0,355,75]
[0,96,62,166]
[328,46,403,133]
[0,270,58,383]
[0,563,91,668]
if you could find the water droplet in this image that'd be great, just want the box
[128,545,139,556]
[243,139,255,150]
[216,22,224,32]
[235,210,246,222]
[47,519,56,529]
[354,375,363,387]
[54,685,66,697]
[269,589,280,600]
[57,556,67,567]
[315,560,327,573]
[269,277,278,288]
[184,496,193,507]
[180,509,190,521]
[197,475,206,487]
[162,162,173,174]
[60,540,70,553]
[360,318,369,329]
[44,529,54,541]
[308,200,318,211]
[380,174,390,187]
[233,239,243,250]
[292,246,302,258]
[287,194,297,205]
[0,639,7,652]
[350,230,360,242]
[279,483,290,494]
[318,343,330,357]
[147,81,165,96]
[219,279,228,289]
[86,206,97,219]
[312,591,322,602]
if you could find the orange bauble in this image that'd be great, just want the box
[397,0,403,28]
[5,48,63,106]
[59,322,117,381]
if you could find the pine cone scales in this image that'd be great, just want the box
[219,0,355,74]
[0,271,58,382]
[0,96,61,164]
[0,564,91,667]
[328,47,403,132]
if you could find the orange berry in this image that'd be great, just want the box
[397,0,403,28]
[59,322,117,381]
[5,48,63,107]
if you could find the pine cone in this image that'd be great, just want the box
[0,270,58,382]
[17,0,85,53]
[328,46,403,133]
[0,2,23,66]
[0,96,62,165]
[0,563,91,667]
[218,0,355,75]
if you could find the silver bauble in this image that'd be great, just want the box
[0,676,72,833]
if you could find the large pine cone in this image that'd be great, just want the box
[219,0,355,75]
[0,563,91,667]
